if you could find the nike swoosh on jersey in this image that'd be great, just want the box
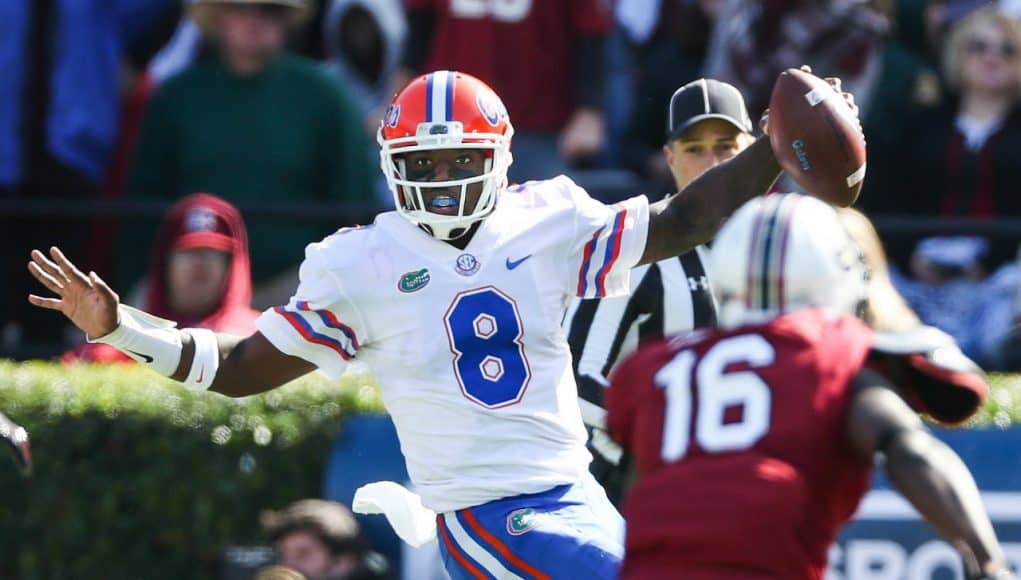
[505,255,533,270]
[126,349,154,363]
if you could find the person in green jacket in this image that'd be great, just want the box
[125,0,378,306]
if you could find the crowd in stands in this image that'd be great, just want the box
[5,2,1021,578]
[4,0,1021,365]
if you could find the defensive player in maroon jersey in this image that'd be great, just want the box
[606,193,1012,580]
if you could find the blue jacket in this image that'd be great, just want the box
[0,0,171,187]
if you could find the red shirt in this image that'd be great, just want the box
[405,0,610,131]
[606,309,875,580]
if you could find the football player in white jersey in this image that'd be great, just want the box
[27,71,856,579]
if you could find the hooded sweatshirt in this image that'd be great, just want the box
[65,194,258,363]
[323,0,407,115]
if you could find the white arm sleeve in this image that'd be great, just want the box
[255,243,365,380]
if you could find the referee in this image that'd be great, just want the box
[565,79,757,503]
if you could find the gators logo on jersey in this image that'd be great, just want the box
[398,268,431,293]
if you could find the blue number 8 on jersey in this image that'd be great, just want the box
[444,287,531,408]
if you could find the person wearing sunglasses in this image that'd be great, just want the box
[875,4,1021,365]
[886,4,1021,221]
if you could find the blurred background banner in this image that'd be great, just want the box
[832,427,1021,579]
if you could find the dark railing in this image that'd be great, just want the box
[5,199,1021,235]
[4,195,1021,360]
[871,216,1021,237]
[0,198,379,223]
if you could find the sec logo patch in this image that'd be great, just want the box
[455,253,480,276]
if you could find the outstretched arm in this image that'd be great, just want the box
[639,136,781,265]
[845,368,1008,579]
[172,332,315,397]
[28,247,313,397]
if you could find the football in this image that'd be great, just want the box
[767,68,867,207]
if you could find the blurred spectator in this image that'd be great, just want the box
[261,498,390,580]
[893,3,1021,217]
[65,193,258,363]
[617,0,719,191]
[322,0,406,205]
[0,0,175,355]
[983,253,1021,371]
[922,0,1021,63]
[892,235,1021,368]
[964,246,1021,370]
[389,0,612,182]
[704,0,891,116]
[123,0,377,306]
[323,0,406,124]
[702,0,946,202]
[255,565,308,580]
[845,4,944,213]
[891,243,1004,365]
[884,5,1021,269]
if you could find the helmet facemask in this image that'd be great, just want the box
[379,121,513,240]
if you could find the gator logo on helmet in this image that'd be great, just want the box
[476,92,508,127]
[384,104,401,128]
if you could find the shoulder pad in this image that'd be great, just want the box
[869,325,987,425]
[871,324,955,356]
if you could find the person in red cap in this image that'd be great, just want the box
[64,194,258,363]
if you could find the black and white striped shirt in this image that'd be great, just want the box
[564,245,717,427]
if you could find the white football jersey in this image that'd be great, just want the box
[257,176,649,513]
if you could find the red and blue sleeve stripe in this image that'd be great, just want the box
[295,301,361,350]
[575,226,604,297]
[273,306,356,361]
[592,206,628,296]
[576,204,629,298]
